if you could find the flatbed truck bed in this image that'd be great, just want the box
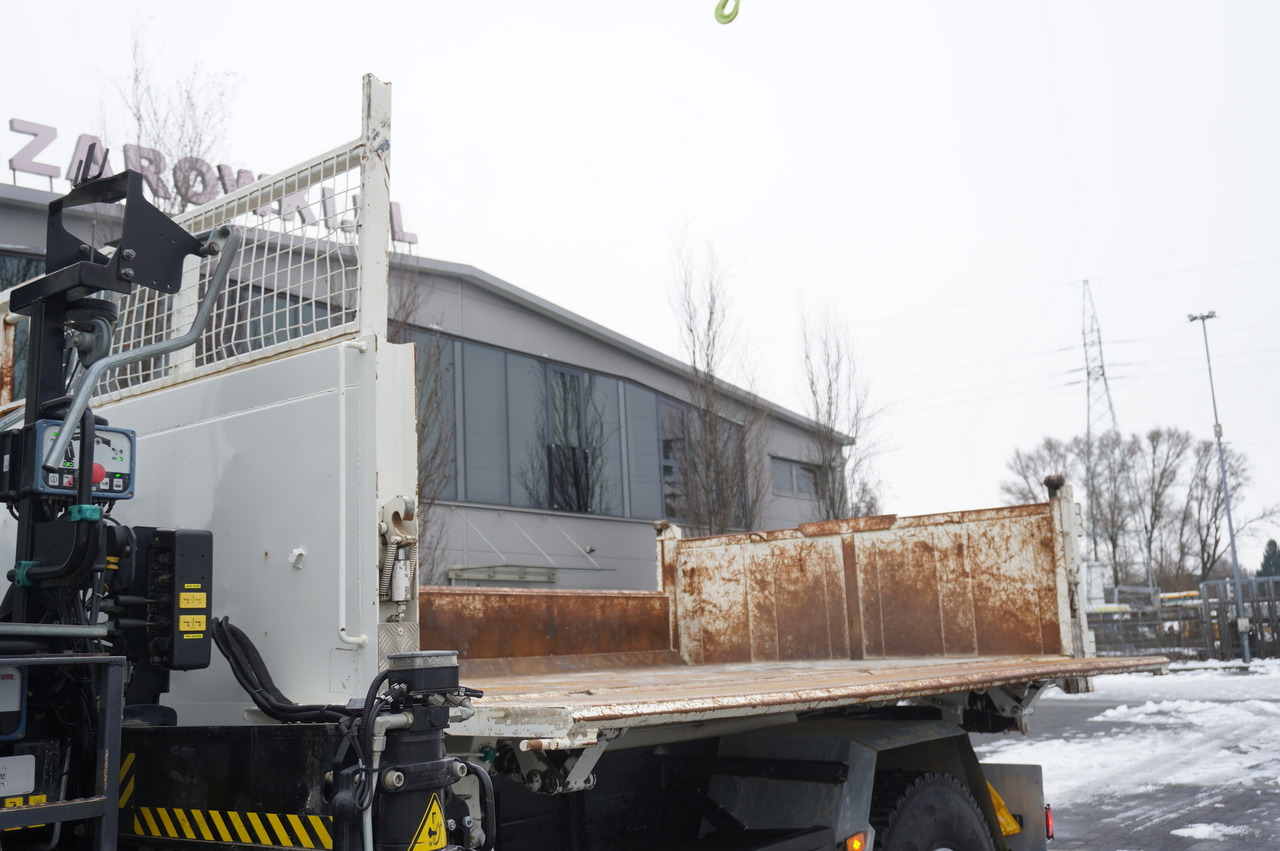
[453,653,1167,747]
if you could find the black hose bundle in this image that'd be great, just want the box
[212,616,351,723]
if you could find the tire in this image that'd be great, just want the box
[869,771,998,851]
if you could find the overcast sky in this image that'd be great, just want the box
[4,1,1278,570]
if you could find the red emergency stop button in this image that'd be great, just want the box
[92,463,106,483]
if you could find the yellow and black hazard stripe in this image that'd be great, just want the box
[122,806,334,849]
[120,752,333,849]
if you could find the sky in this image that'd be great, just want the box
[3,2,1278,570]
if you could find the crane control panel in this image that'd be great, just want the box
[32,420,136,499]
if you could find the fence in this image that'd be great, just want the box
[1089,576,1280,661]
[1089,603,1212,662]
[1201,576,1280,661]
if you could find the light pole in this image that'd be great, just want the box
[1187,311,1251,664]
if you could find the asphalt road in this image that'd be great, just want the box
[973,698,1280,851]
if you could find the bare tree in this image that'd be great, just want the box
[1130,428,1193,583]
[388,279,456,585]
[1003,428,1277,591]
[801,310,882,520]
[1181,440,1279,583]
[513,371,620,515]
[999,437,1081,504]
[668,245,770,535]
[113,30,237,214]
[1090,431,1145,588]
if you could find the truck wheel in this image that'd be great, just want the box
[869,771,997,851]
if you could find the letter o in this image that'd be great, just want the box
[173,157,219,206]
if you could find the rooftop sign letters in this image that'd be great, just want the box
[6,118,417,244]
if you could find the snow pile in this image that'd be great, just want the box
[1077,658,1280,703]
[1170,823,1253,840]
[974,661,1280,806]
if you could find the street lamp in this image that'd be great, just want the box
[1187,311,1251,664]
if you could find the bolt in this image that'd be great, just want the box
[446,819,457,831]
[382,769,405,791]
[121,268,135,280]
[207,241,221,255]
[450,761,468,780]
[122,249,136,260]
[79,244,91,255]
[463,817,474,828]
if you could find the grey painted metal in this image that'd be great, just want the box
[711,717,882,844]
[0,622,108,637]
[983,763,1047,851]
[1189,312,1250,663]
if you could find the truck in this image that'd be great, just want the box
[0,75,1165,851]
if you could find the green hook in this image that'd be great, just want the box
[715,0,739,24]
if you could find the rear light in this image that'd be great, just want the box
[1045,804,1055,840]
[841,832,868,851]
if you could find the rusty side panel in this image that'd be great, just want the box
[820,537,851,659]
[1034,517,1066,653]
[967,516,1052,655]
[859,533,886,657]
[690,542,752,664]
[746,542,779,662]
[872,527,946,657]
[674,499,1063,663]
[934,526,978,656]
[418,587,672,660]
[841,536,864,660]
[773,538,841,660]
[677,534,850,665]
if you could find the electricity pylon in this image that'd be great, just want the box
[1081,281,1156,604]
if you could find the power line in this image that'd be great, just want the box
[1091,256,1280,286]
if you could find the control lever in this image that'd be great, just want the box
[41,225,242,473]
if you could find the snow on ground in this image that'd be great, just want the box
[1079,658,1280,703]
[973,659,1280,807]
[1170,823,1253,840]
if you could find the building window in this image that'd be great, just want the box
[772,457,820,497]
[199,282,339,365]
[412,334,673,520]
[659,399,688,521]
[0,252,43,292]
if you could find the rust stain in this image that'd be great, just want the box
[968,517,1046,655]
[419,588,672,660]
[798,514,898,537]
[875,529,946,657]
[457,655,1170,736]
[0,316,14,406]
[857,537,885,657]
[820,538,851,659]
[842,535,864,660]
[747,543,779,662]
[935,528,977,655]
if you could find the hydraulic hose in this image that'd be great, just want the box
[212,617,350,722]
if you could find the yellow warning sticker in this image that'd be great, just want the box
[410,795,447,851]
